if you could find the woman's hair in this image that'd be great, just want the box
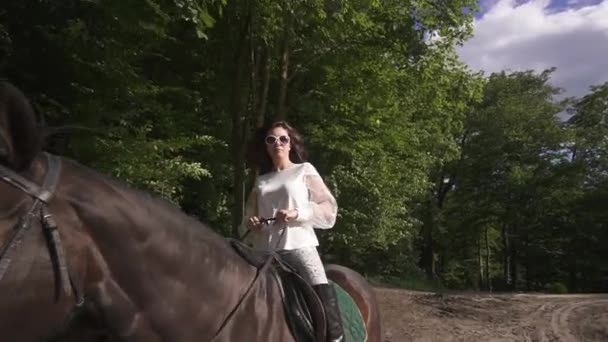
[246,120,308,175]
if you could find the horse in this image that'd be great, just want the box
[0,81,382,342]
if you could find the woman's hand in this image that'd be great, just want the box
[275,209,299,223]
[247,216,264,231]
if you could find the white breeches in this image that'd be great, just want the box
[278,246,329,285]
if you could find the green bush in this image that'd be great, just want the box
[370,273,444,292]
[545,282,568,294]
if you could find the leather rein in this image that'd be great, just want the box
[0,153,82,304]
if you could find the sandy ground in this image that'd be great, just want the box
[49,285,608,342]
[375,287,608,342]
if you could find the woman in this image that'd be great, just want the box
[242,120,345,342]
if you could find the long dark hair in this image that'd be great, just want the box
[246,120,308,175]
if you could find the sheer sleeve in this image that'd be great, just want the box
[295,163,338,229]
[239,185,258,238]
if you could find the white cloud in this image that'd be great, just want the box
[458,0,608,99]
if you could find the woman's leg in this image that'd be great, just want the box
[278,246,328,285]
[279,247,345,342]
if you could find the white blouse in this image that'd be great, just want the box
[240,162,338,251]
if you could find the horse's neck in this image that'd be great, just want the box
[75,172,256,285]
[64,160,259,337]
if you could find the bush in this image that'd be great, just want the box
[545,282,568,294]
[369,272,444,292]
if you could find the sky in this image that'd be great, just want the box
[457,0,608,99]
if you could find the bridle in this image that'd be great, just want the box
[0,152,82,304]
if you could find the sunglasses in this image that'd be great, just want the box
[265,135,290,145]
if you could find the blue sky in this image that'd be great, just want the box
[477,0,604,16]
[458,0,608,99]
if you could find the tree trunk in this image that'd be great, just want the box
[420,200,436,280]
[251,45,261,123]
[276,29,290,120]
[511,240,518,290]
[478,234,483,290]
[420,172,453,281]
[503,224,512,289]
[230,13,252,238]
[485,225,491,291]
[568,268,577,293]
[524,233,530,290]
[257,46,271,127]
[421,226,434,279]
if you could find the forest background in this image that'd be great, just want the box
[2,0,607,293]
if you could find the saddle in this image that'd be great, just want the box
[229,239,327,342]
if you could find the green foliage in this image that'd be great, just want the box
[1,0,607,297]
[568,82,608,184]
[429,70,608,292]
[92,127,215,202]
[371,273,444,292]
[545,282,568,294]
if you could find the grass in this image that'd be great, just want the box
[369,274,444,292]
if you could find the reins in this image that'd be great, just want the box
[212,217,290,340]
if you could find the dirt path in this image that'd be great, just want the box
[375,287,608,342]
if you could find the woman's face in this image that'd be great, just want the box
[265,126,291,162]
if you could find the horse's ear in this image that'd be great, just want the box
[0,82,41,170]
[0,135,8,157]
[0,109,11,162]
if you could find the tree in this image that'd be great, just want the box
[436,69,567,289]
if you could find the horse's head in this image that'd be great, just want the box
[0,82,97,341]
[0,81,36,214]
[0,81,42,223]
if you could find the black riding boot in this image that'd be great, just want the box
[314,283,346,342]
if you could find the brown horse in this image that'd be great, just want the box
[0,81,382,342]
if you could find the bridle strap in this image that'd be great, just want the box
[0,153,77,303]
[0,190,44,280]
[39,154,77,299]
[0,158,54,203]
